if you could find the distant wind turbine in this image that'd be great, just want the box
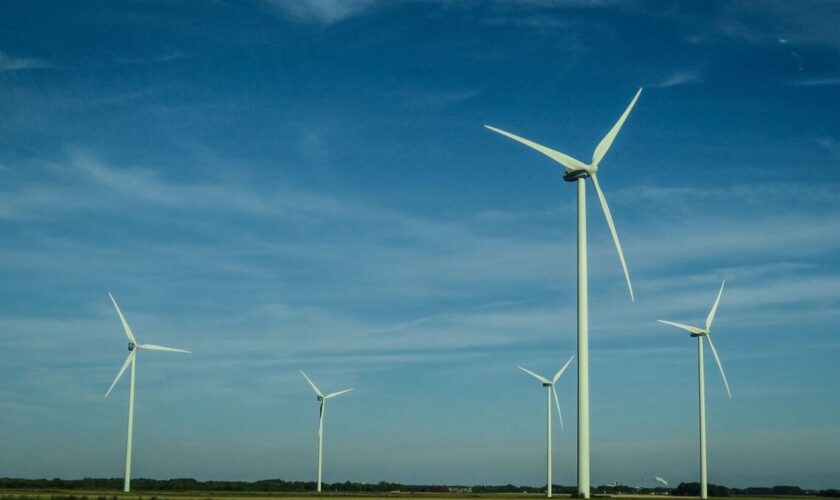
[300,370,353,493]
[486,88,642,498]
[519,355,575,498]
[658,280,732,500]
[104,292,191,493]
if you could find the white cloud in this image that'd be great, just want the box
[651,69,703,88]
[817,137,840,162]
[402,88,480,108]
[115,51,192,65]
[264,0,378,23]
[482,14,578,31]
[787,76,840,87]
[715,1,840,48]
[0,50,50,71]
[493,0,621,6]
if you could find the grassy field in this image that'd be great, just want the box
[1,491,835,500]
[0,492,575,500]
[0,492,569,500]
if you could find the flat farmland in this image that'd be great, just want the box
[2,492,835,500]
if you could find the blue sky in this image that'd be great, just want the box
[1,0,839,490]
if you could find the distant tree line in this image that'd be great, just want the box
[673,482,732,496]
[672,482,839,498]
[0,478,837,497]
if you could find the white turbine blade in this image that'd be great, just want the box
[551,385,564,431]
[484,125,589,172]
[705,334,732,399]
[705,280,726,331]
[591,173,634,301]
[518,366,551,385]
[657,319,705,335]
[138,344,191,354]
[325,388,354,399]
[105,351,135,397]
[552,355,575,384]
[591,88,643,168]
[300,370,324,397]
[655,477,668,487]
[108,292,137,344]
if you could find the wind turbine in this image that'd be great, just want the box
[519,355,575,498]
[485,88,642,498]
[300,370,353,493]
[104,292,191,493]
[658,280,732,500]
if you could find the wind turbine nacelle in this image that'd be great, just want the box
[128,342,136,351]
[563,169,590,182]
[690,332,707,338]
[317,396,324,401]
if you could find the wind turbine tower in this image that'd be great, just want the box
[519,355,575,498]
[104,292,191,492]
[658,280,732,500]
[486,88,642,498]
[300,370,353,493]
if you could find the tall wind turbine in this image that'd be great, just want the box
[519,355,575,498]
[300,370,353,493]
[485,88,642,498]
[658,280,732,500]
[104,292,191,493]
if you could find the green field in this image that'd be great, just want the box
[2,491,836,500]
[0,492,561,500]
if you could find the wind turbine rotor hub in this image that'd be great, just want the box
[563,169,591,182]
[317,396,324,401]
[127,342,136,351]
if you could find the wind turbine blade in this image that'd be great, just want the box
[325,388,354,399]
[108,292,137,344]
[138,344,191,354]
[552,355,575,384]
[552,385,564,431]
[518,366,551,385]
[591,173,634,301]
[105,351,135,397]
[591,88,642,167]
[484,125,589,172]
[656,319,706,335]
[657,319,705,335]
[655,477,669,487]
[705,280,726,331]
[300,370,324,397]
[705,334,732,399]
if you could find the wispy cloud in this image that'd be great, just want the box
[0,50,50,71]
[786,76,840,87]
[482,14,577,32]
[493,0,622,6]
[651,69,703,88]
[817,137,840,162]
[715,1,840,48]
[399,87,480,108]
[71,152,275,214]
[115,51,193,65]
[264,0,378,24]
